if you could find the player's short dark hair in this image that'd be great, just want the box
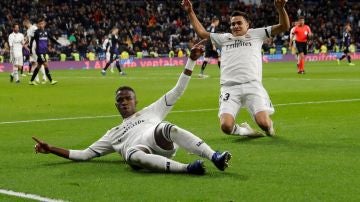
[37,17,45,23]
[12,22,19,28]
[212,16,219,22]
[231,11,250,23]
[298,16,305,20]
[116,86,136,95]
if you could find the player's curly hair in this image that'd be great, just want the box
[116,86,136,95]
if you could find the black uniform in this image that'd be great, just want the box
[205,25,219,58]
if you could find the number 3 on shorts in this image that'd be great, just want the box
[220,92,230,101]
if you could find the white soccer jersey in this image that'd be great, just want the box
[210,26,271,85]
[26,25,38,41]
[8,32,25,57]
[102,38,110,52]
[98,94,174,160]
[27,25,38,55]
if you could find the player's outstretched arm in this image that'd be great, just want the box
[181,0,210,39]
[32,136,98,161]
[32,136,70,159]
[271,0,290,36]
[183,39,206,76]
[163,40,206,106]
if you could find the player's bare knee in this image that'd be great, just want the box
[221,122,233,135]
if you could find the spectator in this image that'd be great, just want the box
[0,0,358,61]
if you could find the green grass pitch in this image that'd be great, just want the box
[1,60,360,201]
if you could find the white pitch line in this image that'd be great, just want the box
[57,76,360,82]
[275,98,360,106]
[0,189,67,202]
[0,115,119,124]
[0,98,359,125]
[267,77,360,82]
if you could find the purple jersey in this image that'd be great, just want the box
[23,47,30,56]
[35,29,49,54]
[342,31,351,47]
[31,29,59,54]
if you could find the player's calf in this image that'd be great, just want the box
[255,112,275,136]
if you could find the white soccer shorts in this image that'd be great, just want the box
[106,52,111,62]
[12,56,23,66]
[218,81,275,119]
[30,54,38,63]
[89,126,177,162]
[124,126,178,161]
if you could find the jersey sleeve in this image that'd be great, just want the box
[250,26,272,41]
[8,34,14,48]
[30,30,39,52]
[21,34,25,45]
[48,31,60,45]
[290,27,295,40]
[210,33,229,48]
[142,95,173,120]
[102,39,108,50]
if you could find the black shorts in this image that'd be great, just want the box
[37,54,47,64]
[205,49,219,58]
[109,53,119,62]
[343,46,350,54]
[295,42,308,55]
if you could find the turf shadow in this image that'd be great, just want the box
[40,159,125,167]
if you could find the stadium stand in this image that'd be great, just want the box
[0,0,359,61]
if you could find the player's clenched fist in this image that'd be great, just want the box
[274,0,287,9]
[181,0,193,13]
[190,39,206,60]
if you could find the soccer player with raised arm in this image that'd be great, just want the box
[29,18,59,85]
[182,0,290,137]
[292,16,312,74]
[337,23,355,66]
[32,41,231,175]
[8,23,25,83]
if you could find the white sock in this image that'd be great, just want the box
[231,124,253,136]
[13,69,19,81]
[130,150,187,173]
[167,125,215,160]
[266,121,275,136]
[40,66,46,80]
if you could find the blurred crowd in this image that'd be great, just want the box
[0,0,359,61]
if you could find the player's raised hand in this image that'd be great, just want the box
[32,136,50,154]
[190,39,206,60]
[181,0,193,13]
[274,0,287,9]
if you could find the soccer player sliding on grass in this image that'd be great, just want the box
[182,0,290,137]
[32,40,231,175]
